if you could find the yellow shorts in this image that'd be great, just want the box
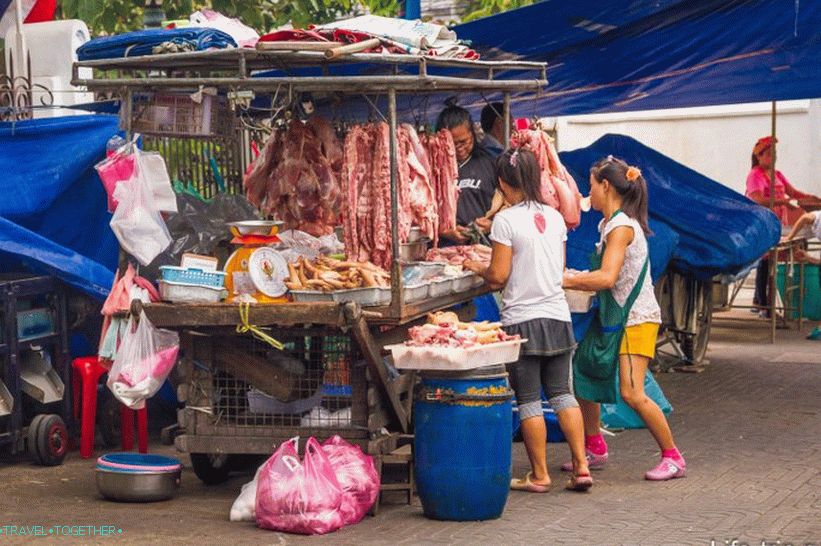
[619,322,660,358]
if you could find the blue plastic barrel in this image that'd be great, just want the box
[414,367,513,521]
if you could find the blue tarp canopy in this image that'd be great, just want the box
[0,115,120,300]
[560,134,781,279]
[455,0,821,115]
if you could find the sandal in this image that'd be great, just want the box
[565,472,593,492]
[510,472,551,493]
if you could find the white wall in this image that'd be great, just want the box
[555,100,821,196]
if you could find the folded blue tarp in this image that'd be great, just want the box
[0,115,120,299]
[77,28,237,61]
[560,134,780,280]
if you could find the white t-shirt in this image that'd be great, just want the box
[597,213,662,327]
[490,202,571,326]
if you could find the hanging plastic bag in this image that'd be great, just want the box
[107,310,180,409]
[96,149,136,213]
[255,437,345,535]
[110,161,173,265]
[139,151,178,213]
[321,435,379,525]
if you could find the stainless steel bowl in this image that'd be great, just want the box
[407,227,425,243]
[400,238,430,262]
[227,220,284,236]
[96,468,181,502]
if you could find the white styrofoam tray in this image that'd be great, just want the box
[331,287,391,307]
[386,338,527,371]
[452,273,478,293]
[428,277,455,298]
[290,290,334,303]
[403,282,430,303]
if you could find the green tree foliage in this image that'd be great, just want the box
[58,0,402,36]
[461,0,535,23]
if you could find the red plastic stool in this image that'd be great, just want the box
[71,357,148,458]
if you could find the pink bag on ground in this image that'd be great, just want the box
[321,435,379,524]
[256,438,345,535]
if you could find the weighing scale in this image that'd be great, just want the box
[224,222,289,303]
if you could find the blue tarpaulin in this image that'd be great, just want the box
[77,28,237,61]
[0,115,120,299]
[560,134,781,279]
[455,0,821,115]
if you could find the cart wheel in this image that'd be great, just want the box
[29,414,68,466]
[190,453,232,485]
[680,282,713,363]
[26,414,47,464]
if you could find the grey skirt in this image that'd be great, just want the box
[503,317,576,357]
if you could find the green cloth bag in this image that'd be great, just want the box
[572,222,649,404]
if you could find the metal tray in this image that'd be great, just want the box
[290,290,334,303]
[452,273,477,293]
[404,282,430,303]
[331,287,391,307]
[428,277,455,298]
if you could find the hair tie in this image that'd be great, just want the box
[625,166,642,182]
[509,149,519,167]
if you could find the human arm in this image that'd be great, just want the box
[463,241,511,290]
[562,226,633,291]
[794,248,821,265]
[747,191,793,207]
[440,226,470,243]
[785,212,817,240]
[782,178,814,201]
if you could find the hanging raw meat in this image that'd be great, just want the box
[421,129,459,237]
[511,129,581,228]
[242,117,343,236]
[400,124,438,244]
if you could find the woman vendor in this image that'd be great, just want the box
[436,101,498,243]
[745,136,821,313]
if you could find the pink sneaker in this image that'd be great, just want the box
[644,457,686,481]
[561,450,608,472]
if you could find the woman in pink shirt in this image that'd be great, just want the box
[745,136,820,312]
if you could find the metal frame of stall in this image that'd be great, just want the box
[73,49,547,478]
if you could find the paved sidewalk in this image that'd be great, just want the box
[0,311,819,545]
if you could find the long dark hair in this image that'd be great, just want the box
[590,156,651,234]
[496,148,545,205]
[751,153,759,168]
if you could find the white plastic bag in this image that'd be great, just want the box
[110,152,173,265]
[139,151,178,213]
[107,311,179,409]
[230,465,263,522]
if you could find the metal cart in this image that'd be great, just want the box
[0,274,71,465]
[74,49,547,484]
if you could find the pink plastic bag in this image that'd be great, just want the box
[96,151,136,213]
[256,438,345,535]
[321,435,379,524]
[106,310,180,409]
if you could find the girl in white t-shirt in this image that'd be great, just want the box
[563,156,686,482]
[464,148,591,493]
[786,211,821,340]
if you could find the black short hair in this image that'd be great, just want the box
[480,102,504,133]
[436,104,473,132]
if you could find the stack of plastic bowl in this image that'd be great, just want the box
[96,453,182,502]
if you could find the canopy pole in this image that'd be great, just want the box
[388,88,403,317]
[503,92,511,147]
[769,101,776,211]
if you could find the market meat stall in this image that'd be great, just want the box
[74,49,547,483]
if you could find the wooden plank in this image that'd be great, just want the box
[141,302,346,328]
[347,307,409,433]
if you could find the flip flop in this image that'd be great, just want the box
[565,472,593,492]
[510,472,551,493]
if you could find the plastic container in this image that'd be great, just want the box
[428,277,455,298]
[247,387,323,415]
[16,308,55,340]
[403,282,430,303]
[565,289,595,313]
[387,338,526,371]
[159,266,226,289]
[414,367,513,521]
[776,263,821,320]
[158,280,225,303]
[331,287,391,307]
[290,290,334,303]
